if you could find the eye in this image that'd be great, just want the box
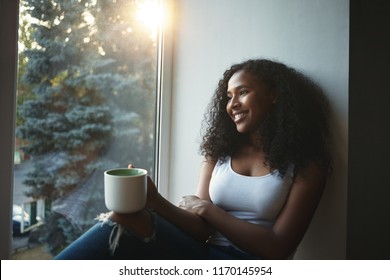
[239,90,248,95]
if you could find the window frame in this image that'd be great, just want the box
[154,0,174,198]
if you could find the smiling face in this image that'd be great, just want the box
[226,70,276,134]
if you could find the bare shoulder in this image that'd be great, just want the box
[293,162,328,191]
[284,162,328,216]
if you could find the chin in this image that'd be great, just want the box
[235,125,249,133]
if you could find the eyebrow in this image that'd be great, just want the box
[227,85,251,93]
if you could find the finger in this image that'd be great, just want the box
[182,195,200,200]
[128,164,134,169]
[147,176,155,186]
[180,197,193,208]
[178,198,188,208]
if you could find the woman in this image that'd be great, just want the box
[55,58,332,260]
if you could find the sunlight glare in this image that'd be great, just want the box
[136,0,164,39]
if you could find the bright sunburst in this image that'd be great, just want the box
[136,0,164,39]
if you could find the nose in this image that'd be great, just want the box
[229,96,240,109]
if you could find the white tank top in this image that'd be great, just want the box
[208,157,293,248]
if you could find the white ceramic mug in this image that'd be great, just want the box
[104,168,147,213]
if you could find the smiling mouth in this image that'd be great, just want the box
[233,112,247,122]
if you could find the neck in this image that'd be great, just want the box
[239,132,262,150]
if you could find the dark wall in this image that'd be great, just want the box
[0,0,19,259]
[348,0,390,259]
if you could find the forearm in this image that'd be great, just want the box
[201,204,290,259]
[152,194,214,242]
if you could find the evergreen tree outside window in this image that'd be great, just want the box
[13,0,163,259]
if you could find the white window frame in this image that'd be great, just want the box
[154,0,174,198]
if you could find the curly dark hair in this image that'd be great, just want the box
[200,58,332,178]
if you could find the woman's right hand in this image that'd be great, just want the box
[146,176,161,209]
[128,164,160,210]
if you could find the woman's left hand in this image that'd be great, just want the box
[178,195,212,217]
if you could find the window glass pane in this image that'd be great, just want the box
[12,0,162,259]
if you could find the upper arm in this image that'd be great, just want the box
[272,163,328,255]
[195,159,216,201]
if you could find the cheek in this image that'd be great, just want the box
[250,101,273,121]
[225,101,230,111]
[225,108,233,122]
[225,104,231,115]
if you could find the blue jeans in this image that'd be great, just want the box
[54,212,258,260]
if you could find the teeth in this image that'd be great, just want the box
[234,113,247,121]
